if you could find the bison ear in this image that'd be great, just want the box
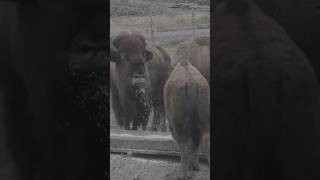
[110,50,120,63]
[144,50,153,61]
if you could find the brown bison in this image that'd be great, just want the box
[213,0,320,179]
[253,0,320,84]
[110,31,171,131]
[0,0,107,179]
[173,36,210,83]
[164,43,210,179]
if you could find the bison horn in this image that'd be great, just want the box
[110,36,118,53]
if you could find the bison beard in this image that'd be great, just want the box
[0,1,107,180]
[213,0,320,179]
[164,59,210,179]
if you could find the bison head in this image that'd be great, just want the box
[110,32,153,96]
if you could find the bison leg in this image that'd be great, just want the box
[141,105,151,131]
[202,131,210,167]
[179,140,200,172]
[134,100,151,131]
[124,119,130,130]
[150,102,159,131]
[111,89,126,129]
[165,140,199,180]
[158,103,167,132]
[152,100,167,131]
[132,118,138,130]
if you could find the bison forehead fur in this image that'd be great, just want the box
[112,32,146,53]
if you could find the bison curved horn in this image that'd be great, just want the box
[110,36,119,62]
[110,36,118,53]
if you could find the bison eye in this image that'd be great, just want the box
[144,51,153,61]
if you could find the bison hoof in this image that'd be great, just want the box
[191,159,200,171]
[190,163,199,171]
[164,168,194,180]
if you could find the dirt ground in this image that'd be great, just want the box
[110,154,210,180]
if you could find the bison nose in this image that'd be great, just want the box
[134,74,145,79]
[132,74,146,88]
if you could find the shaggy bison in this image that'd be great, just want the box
[213,0,320,179]
[253,0,320,83]
[164,41,210,179]
[0,1,107,180]
[173,36,210,83]
[110,31,171,131]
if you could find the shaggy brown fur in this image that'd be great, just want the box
[173,36,210,83]
[110,32,171,131]
[164,52,210,179]
[213,0,320,179]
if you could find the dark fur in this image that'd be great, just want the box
[252,0,320,82]
[110,32,171,131]
[0,1,107,180]
[213,0,320,179]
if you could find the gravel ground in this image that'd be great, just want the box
[110,154,210,180]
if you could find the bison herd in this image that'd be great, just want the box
[111,0,320,179]
[110,31,211,178]
[2,0,320,179]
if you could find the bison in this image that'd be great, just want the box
[173,36,210,83]
[253,0,320,84]
[214,0,320,83]
[213,0,320,179]
[110,31,171,131]
[0,1,107,180]
[164,41,210,179]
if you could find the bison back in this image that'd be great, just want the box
[164,62,209,147]
[174,37,210,83]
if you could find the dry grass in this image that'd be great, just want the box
[110,13,209,36]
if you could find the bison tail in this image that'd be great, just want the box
[185,83,202,148]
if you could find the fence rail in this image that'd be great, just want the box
[110,129,207,159]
